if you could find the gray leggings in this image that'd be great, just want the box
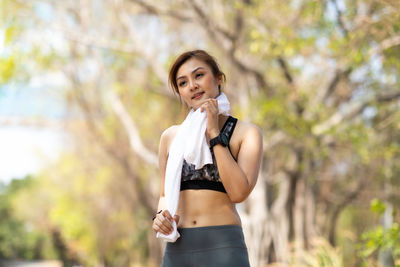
[161,225,250,267]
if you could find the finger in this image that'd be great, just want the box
[210,99,218,109]
[152,222,159,232]
[156,217,173,234]
[205,104,218,117]
[197,98,213,106]
[202,102,215,113]
[200,101,210,112]
[157,224,171,235]
[208,103,217,113]
[206,99,218,110]
[212,99,218,110]
[160,214,174,231]
[153,218,169,234]
[199,98,216,109]
[162,210,174,222]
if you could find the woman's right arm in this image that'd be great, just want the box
[152,126,179,235]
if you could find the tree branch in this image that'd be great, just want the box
[66,48,157,213]
[277,56,294,85]
[107,90,158,166]
[129,0,271,93]
[129,0,192,22]
[117,10,173,95]
[186,0,271,92]
[323,68,352,103]
[369,35,400,57]
[312,91,400,136]
[328,178,366,246]
[331,0,348,37]
[263,131,289,151]
[187,0,235,42]
[229,53,270,91]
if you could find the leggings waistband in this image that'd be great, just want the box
[165,225,247,253]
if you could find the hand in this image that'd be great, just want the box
[152,210,180,235]
[199,98,220,139]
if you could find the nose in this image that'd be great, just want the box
[188,79,198,91]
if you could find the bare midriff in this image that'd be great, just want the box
[177,189,241,228]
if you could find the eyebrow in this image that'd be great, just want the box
[176,67,205,81]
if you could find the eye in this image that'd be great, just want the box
[195,73,204,78]
[178,81,186,87]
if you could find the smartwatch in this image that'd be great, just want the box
[210,133,229,149]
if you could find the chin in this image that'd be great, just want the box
[191,104,201,111]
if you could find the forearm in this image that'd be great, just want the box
[157,196,166,212]
[213,145,251,203]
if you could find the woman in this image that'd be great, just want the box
[152,50,263,267]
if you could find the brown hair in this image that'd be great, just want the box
[168,50,226,96]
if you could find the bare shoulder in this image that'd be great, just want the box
[161,124,180,141]
[235,120,262,142]
[159,125,180,155]
[229,119,262,160]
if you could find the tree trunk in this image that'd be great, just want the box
[378,180,395,267]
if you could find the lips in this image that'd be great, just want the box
[191,92,204,99]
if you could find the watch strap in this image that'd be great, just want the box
[210,133,228,148]
[210,135,220,149]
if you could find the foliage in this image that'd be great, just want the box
[290,238,344,267]
[1,0,399,266]
[0,177,57,260]
[359,199,400,265]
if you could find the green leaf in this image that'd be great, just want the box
[370,198,386,215]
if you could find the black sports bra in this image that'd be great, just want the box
[180,116,238,193]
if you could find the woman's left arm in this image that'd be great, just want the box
[199,98,263,203]
[213,123,263,203]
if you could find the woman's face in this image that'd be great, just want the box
[176,58,221,110]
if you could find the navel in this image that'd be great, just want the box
[192,220,197,225]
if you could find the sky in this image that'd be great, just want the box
[0,126,66,183]
[0,76,69,184]
[0,2,74,184]
[0,1,162,184]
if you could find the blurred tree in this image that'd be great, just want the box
[0,177,58,260]
[1,0,399,266]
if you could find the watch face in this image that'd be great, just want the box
[220,134,229,146]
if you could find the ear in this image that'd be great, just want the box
[217,74,223,86]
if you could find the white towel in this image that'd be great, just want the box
[156,93,230,242]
